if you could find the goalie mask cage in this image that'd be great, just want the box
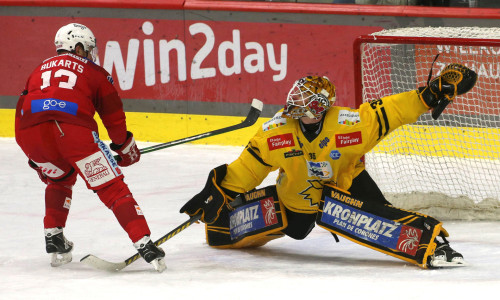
[353,27,500,220]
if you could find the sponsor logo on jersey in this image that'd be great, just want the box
[83,157,110,182]
[76,151,118,188]
[63,197,72,210]
[267,133,295,150]
[329,150,341,160]
[307,160,333,179]
[107,75,114,84]
[66,53,90,64]
[229,198,278,240]
[31,98,78,116]
[335,131,362,148]
[320,195,421,256]
[284,149,304,158]
[319,137,330,149]
[338,110,361,125]
[263,112,287,131]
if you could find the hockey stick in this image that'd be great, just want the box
[80,193,245,271]
[114,99,263,158]
[80,214,202,271]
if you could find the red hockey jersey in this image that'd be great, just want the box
[16,53,127,145]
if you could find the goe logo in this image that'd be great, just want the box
[31,98,78,116]
[43,99,66,110]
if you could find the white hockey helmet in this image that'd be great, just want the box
[54,23,98,62]
[283,76,336,119]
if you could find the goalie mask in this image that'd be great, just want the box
[283,76,336,119]
[54,23,99,63]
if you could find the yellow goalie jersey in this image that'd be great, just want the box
[221,90,428,214]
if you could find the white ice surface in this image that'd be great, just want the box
[1,138,499,300]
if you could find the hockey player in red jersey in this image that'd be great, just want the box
[181,67,476,269]
[15,23,165,272]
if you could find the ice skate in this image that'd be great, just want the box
[428,235,466,268]
[134,236,166,273]
[44,227,73,267]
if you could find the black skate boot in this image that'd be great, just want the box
[134,236,166,272]
[428,234,466,268]
[44,227,74,267]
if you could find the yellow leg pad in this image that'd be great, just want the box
[206,185,288,249]
[318,184,444,269]
[210,232,285,249]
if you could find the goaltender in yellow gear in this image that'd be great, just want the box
[181,66,476,269]
[223,89,427,213]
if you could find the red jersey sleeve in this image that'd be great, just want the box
[91,67,128,145]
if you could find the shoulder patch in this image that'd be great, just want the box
[263,112,287,132]
[107,75,114,84]
[338,110,360,125]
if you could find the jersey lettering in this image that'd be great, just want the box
[319,137,330,148]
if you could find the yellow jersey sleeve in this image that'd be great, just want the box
[357,90,428,155]
[221,132,278,194]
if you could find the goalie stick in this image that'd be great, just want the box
[114,98,263,158]
[80,193,245,271]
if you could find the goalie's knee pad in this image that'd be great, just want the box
[317,184,443,269]
[206,185,287,249]
[281,208,316,240]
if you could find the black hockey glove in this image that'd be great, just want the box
[417,63,477,120]
[180,164,235,224]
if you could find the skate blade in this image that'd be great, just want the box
[50,252,73,267]
[430,258,467,268]
[151,258,166,273]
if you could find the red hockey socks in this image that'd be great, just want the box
[44,183,72,228]
[97,180,150,243]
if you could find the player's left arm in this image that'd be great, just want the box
[92,68,128,145]
[358,63,477,154]
[355,90,427,154]
[93,70,139,167]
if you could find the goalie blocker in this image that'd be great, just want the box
[206,186,287,248]
[317,184,445,269]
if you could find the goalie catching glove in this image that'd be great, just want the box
[110,131,140,167]
[418,63,477,120]
[180,164,236,224]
